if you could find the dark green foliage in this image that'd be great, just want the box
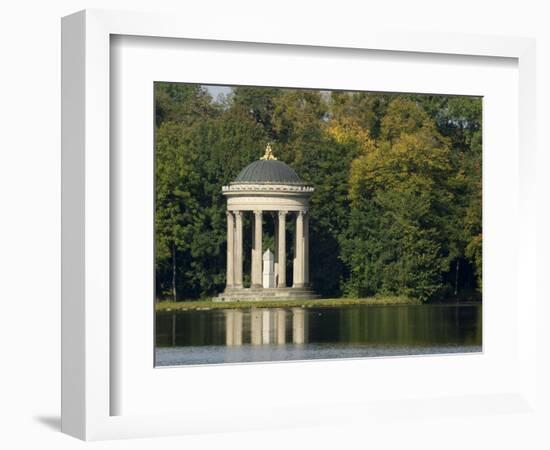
[155,82,482,302]
[230,86,281,138]
[155,82,219,127]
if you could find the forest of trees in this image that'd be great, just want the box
[155,83,482,303]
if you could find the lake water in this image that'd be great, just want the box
[155,304,482,366]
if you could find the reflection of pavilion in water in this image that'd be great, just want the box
[158,304,482,352]
[225,308,307,346]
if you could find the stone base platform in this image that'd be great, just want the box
[215,287,319,302]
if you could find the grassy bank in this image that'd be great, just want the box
[155,296,421,312]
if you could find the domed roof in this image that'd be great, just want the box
[233,159,303,184]
[232,143,306,185]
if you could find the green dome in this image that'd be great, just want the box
[233,160,304,184]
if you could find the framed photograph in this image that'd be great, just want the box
[62,9,537,441]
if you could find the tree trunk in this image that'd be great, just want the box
[172,243,177,302]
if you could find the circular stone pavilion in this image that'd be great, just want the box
[216,144,318,302]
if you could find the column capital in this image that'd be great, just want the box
[226,210,234,218]
[234,210,242,219]
[254,209,263,217]
[278,210,288,219]
[298,209,308,216]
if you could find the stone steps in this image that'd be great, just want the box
[215,287,319,302]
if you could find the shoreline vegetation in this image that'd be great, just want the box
[155,296,481,312]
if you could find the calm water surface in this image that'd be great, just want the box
[155,304,482,366]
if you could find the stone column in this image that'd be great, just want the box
[277,211,287,288]
[304,210,309,287]
[293,211,304,288]
[273,213,279,282]
[226,211,234,288]
[251,210,263,288]
[234,211,243,288]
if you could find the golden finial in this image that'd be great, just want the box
[260,143,277,160]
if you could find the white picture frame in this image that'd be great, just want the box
[61,9,537,441]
